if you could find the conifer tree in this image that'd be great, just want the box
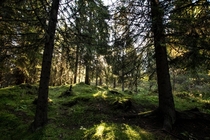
[150,0,176,131]
[32,0,60,130]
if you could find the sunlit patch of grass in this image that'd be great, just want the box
[123,124,154,140]
[93,91,108,99]
[115,97,130,103]
[84,122,122,140]
[83,122,154,140]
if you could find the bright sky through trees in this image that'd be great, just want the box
[103,0,115,6]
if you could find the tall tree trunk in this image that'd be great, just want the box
[134,70,138,93]
[78,64,81,83]
[121,69,125,91]
[95,64,98,86]
[113,75,116,88]
[59,47,66,85]
[99,77,102,86]
[74,45,79,84]
[85,64,90,85]
[95,76,98,86]
[150,0,176,131]
[31,0,60,131]
[121,75,125,91]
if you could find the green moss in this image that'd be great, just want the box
[0,82,209,139]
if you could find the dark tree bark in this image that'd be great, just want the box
[95,62,98,86]
[31,0,60,131]
[95,76,98,86]
[99,77,102,86]
[74,45,79,84]
[0,0,6,6]
[150,0,176,131]
[121,74,125,91]
[85,64,90,85]
[113,77,116,88]
[84,49,91,85]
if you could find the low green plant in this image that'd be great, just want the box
[0,82,209,140]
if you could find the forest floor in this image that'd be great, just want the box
[0,83,210,140]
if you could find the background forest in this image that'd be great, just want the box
[1,0,210,91]
[0,0,210,139]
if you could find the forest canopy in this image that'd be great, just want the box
[0,0,209,88]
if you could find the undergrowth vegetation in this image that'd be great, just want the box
[0,82,210,139]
